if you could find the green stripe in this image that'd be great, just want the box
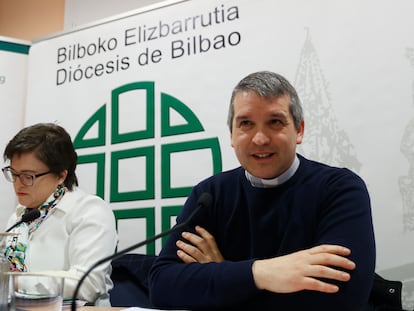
[0,41,30,54]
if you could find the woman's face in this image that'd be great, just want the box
[10,152,67,208]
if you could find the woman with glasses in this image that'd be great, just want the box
[2,122,118,306]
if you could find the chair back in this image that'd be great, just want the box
[110,253,157,307]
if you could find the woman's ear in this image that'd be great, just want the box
[58,169,68,184]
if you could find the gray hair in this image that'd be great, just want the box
[227,71,303,132]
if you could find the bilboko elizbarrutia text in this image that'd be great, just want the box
[56,4,239,65]
[55,31,241,86]
[55,4,240,86]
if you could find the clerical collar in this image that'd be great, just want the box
[245,155,300,188]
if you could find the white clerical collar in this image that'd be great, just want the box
[245,155,300,188]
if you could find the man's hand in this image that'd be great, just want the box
[252,244,356,294]
[176,228,354,295]
[176,225,224,263]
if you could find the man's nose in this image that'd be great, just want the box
[252,129,270,145]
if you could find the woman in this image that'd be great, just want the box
[2,122,118,306]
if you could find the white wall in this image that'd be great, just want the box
[64,0,164,30]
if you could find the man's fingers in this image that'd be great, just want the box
[182,231,203,246]
[181,229,215,254]
[307,245,355,271]
[308,244,351,256]
[177,249,196,263]
[301,277,340,293]
[307,264,352,282]
[176,240,200,257]
[177,227,224,263]
[195,226,214,240]
[308,253,355,271]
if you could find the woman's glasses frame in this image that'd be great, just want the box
[1,166,51,186]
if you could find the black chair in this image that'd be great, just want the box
[109,253,157,308]
[365,273,404,311]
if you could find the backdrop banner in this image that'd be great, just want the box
[20,0,414,308]
[0,36,31,227]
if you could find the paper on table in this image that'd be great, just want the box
[120,308,189,311]
[62,299,87,309]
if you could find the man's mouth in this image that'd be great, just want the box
[253,153,272,158]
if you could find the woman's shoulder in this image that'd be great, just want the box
[62,187,111,211]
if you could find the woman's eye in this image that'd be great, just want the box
[22,174,33,181]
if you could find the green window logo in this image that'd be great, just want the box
[73,81,222,253]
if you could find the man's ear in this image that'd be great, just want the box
[296,120,304,145]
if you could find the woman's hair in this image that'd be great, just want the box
[3,122,78,190]
[227,71,304,132]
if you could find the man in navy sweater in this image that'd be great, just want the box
[148,71,376,310]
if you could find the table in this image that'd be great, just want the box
[78,307,125,311]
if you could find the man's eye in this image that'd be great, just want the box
[239,120,251,127]
[270,119,284,127]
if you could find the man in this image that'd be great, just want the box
[148,71,376,310]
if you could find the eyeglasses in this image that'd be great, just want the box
[2,166,51,186]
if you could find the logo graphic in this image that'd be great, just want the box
[73,81,222,253]
[294,30,360,172]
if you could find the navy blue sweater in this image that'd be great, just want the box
[148,155,376,310]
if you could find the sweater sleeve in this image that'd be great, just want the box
[307,168,376,310]
[149,234,259,309]
[148,189,261,309]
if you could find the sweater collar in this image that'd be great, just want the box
[245,155,300,188]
